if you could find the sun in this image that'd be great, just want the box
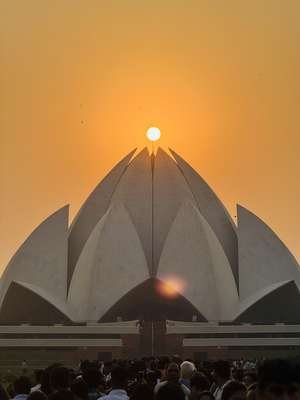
[146,127,161,142]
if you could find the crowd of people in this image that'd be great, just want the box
[0,356,299,400]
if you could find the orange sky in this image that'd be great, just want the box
[1,0,300,273]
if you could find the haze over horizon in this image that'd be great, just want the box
[1,1,300,273]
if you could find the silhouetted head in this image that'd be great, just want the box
[232,369,244,382]
[222,381,247,400]
[111,365,128,390]
[167,363,180,383]
[156,382,185,400]
[41,363,63,395]
[82,366,104,389]
[50,367,70,391]
[71,379,88,400]
[130,383,153,400]
[243,372,257,389]
[145,370,157,388]
[212,361,231,385]
[190,373,210,399]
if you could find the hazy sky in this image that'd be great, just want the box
[1,1,300,273]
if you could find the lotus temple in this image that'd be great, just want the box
[1,147,300,363]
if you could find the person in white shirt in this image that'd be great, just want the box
[99,365,128,400]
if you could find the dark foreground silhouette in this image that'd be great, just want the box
[1,357,300,400]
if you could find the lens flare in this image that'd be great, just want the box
[156,277,186,299]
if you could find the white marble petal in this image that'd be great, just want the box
[68,202,149,322]
[68,149,136,286]
[111,148,152,273]
[158,201,239,321]
[153,148,196,276]
[169,149,239,286]
[0,206,68,307]
[238,205,300,300]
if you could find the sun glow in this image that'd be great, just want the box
[156,277,186,299]
[146,127,161,142]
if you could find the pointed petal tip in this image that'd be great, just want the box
[126,147,152,164]
[156,146,173,159]
[236,204,246,216]
[60,204,70,213]
[116,148,138,165]
[126,147,138,160]
[168,148,182,159]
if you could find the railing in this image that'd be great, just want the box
[0,321,140,335]
[166,321,300,334]
[183,337,300,347]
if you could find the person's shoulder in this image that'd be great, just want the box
[181,383,191,395]
[96,394,109,400]
[89,391,102,398]
[97,392,128,400]
[154,380,167,393]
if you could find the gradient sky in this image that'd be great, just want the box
[1,1,300,273]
